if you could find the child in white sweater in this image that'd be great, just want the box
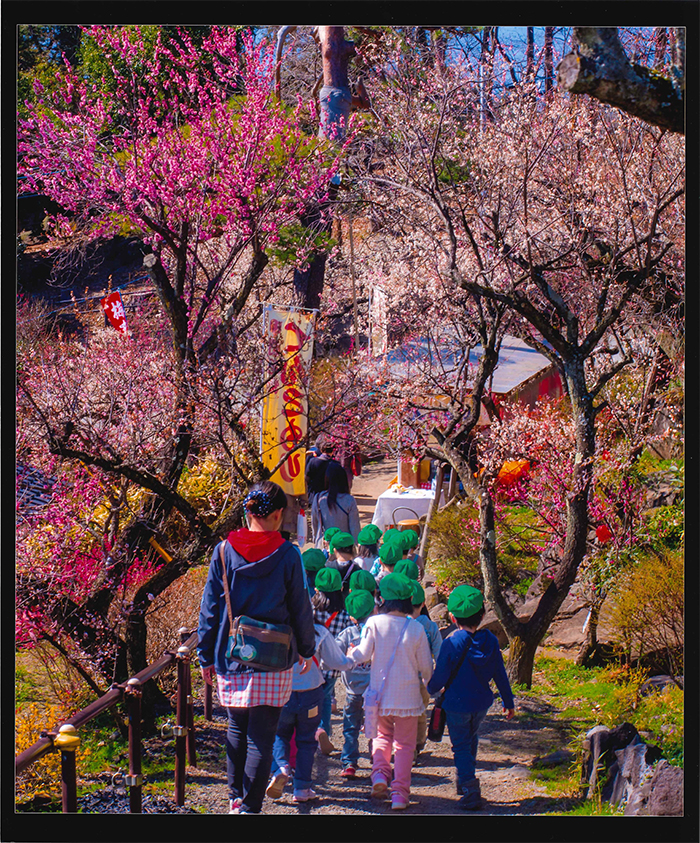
[348,572,433,810]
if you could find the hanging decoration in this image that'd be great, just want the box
[100,290,130,336]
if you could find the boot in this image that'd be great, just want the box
[458,778,482,811]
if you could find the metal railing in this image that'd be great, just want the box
[15,627,213,813]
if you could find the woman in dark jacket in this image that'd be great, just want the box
[198,480,316,814]
[311,462,362,549]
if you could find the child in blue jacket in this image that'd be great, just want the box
[427,584,515,811]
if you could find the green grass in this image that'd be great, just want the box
[524,657,684,767]
[551,799,624,816]
[529,762,581,798]
[15,664,40,704]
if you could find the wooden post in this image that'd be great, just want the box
[417,463,445,578]
[174,646,189,806]
[204,682,213,721]
[447,465,458,503]
[125,678,143,813]
[178,627,196,767]
[349,217,360,353]
[54,724,79,813]
[60,751,78,813]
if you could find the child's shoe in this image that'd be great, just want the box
[293,788,317,803]
[265,767,290,800]
[370,776,388,798]
[316,728,335,755]
[340,765,357,778]
[458,778,482,811]
[391,795,409,810]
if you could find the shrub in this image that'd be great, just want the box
[607,548,683,675]
[642,504,684,549]
[634,684,684,766]
[426,500,541,593]
[146,565,209,695]
[426,501,481,591]
[529,657,684,769]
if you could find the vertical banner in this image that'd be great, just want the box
[261,305,316,496]
[370,284,388,357]
[100,290,130,336]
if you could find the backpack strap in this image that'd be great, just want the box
[219,541,235,629]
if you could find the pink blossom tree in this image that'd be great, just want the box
[17,25,345,699]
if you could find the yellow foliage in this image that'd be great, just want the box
[176,458,238,518]
[15,703,92,804]
[608,548,683,672]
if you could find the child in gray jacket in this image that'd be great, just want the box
[267,621,354,804]
[334,589,376,778]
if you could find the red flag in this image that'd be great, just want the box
[100,290,130,336]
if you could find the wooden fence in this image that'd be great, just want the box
[15,627,213,813]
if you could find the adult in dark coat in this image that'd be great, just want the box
[198,480,316,814]
[305,435,343,540]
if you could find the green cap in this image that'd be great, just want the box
[447,584,484,618]
[410,580,425,606]
[394,558,419,581]
[381,528,401,544]
[378,572,414,601]
[329,531,355,553]
[315,567,342,593]
[324,527,340,542]
[357,524,381,545]
[302,548,327,572]
[398,529,419,550]
[378,541,403,566]
[349,568,376,593]
[345,589,376,620]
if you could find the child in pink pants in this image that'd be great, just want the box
[349,573,433,809]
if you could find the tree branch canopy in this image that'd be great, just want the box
[557,27,684,134]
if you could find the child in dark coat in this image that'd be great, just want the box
[427,585,515,810]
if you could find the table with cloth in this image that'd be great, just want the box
[371,487,445,532]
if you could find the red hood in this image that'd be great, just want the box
[227,528,285,563]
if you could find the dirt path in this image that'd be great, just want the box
[176,684,575,816]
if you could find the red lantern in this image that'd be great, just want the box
[596,524,612,543]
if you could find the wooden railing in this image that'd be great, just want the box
[15,628,213,813]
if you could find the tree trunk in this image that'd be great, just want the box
[476,354,596,688]
[505,635,539,687]
[293,26,356,310]
[557,27,684,134]
[526,27,535,79]
[543,26,554,98]
[575,595,604,666]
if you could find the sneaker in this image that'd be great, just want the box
[316,729,335,755]
[229,797,243,813]
[371,776,388,798]
[458,778,482,811]
[391,796,409,810]
[265,768,290,800]
[293,788,317,803]
[340,765,357,778]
